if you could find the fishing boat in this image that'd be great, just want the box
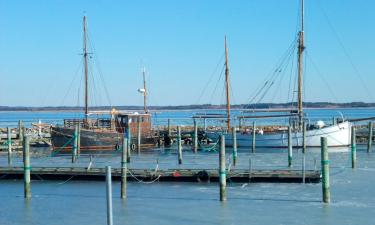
[204,0,352,148]
[51,16,156,153]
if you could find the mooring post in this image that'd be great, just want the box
[239,117,242,130]
[106,166,113,225]
[126,127,131,163]
[367,122,372,153]
[321,137,330,203]
[252,121,256,153]
[203,118,207,131]
[193,119,198,153]
[137,118,141,154]
[121,137,127,199]
[248,157,252,182]
[167,119,171,137]
[72,125,78,163]
[177,126,182,164]
[77,125,81,156]
[18,120,24,143]
[288,126,292,167]
[38,120,42,137]
[7,127,12,166]
[351,126,356,169]
[23,136,31,199]
[232,127,237,166]
[302,122,306,183]
[219,134,227,201]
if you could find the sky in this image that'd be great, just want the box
[0,0,374,107]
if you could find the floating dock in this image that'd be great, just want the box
[0,166,320,183]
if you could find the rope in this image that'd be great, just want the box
[127,169,161,184]
[198,139,219,152]
[51,136,75,156]
[57,176,75,185]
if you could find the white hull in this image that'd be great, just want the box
[206,121,352,148]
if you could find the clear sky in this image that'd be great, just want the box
[0,0,374,107]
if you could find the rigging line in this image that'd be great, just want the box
[305,51,339,102]
[76,71,84,107]
[208,64,225,104]
[316,0,374,102]
[59,57,84,106]
[287,41,297,104]
[196,53,225,104]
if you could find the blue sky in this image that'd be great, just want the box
[0,0,374,107]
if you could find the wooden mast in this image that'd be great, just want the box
[224,36,231,131]
[83,16,89,124]
[142,67,148,114]
[297,0,305,128]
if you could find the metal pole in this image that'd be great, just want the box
[219,135,227,201]
[137,117,141,154]
[23,136,31,198]
[367,122,372,153]
[121,137,128,199]
[288,126,292,167]
[7,127,12,166]
[193,119,198,153]
[232,127,237,166]
[177,126,182,164]
[106,166,113,225]
[252,121,256,153]
[302,122,306,183]
[321,137,330,203]
[72,125,78,163]
[351,126,356,169]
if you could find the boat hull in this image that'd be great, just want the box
[206,121,352,148]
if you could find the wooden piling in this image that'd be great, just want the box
[23,136,31,198]
[38,120,42,137]
[219,135,227,201]
[7,127,12,166]
[167,119,171,136]
[121,137,127,199]
[18,120,23,143]
[252,121,256,153]
[106,166,113,225]
[232,127,237,166]
[351,126,356,169]
[367,122,372,153]
[321,137,330,203]
[72,125,78,163]
[137,118,141,154]
[302,122,306,183]
[126,127,131,163]
[177,126,182,164]
[288,126,292,167]
[193,119,198,153]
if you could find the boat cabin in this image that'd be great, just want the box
[115,113,152,137]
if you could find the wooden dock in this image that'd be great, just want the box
[0,166,320,183]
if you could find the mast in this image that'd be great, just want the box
[83,16,89,124]
[142,67,148,114]
[297,0,305,128]
[224,36,231,131]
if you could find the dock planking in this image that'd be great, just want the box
[0,166,320,183]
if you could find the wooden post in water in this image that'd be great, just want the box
[38,120,42,137]
[367,122,372,153]
[127,127,131,163]
[106,166,113,225]
[177,126,182,164]
[23,136,31,199]
[193,119,198,153]
[351,126,356,169]
[121,137,127,199]
[232,127,237,166]
[203,118,207,131]
[219,135,227,201]
[167,119,171,137]
[302,122,306,183]
[72,125,78,163]
[252,121,256,153]
[18,120,23,143]
[7,127,12,166]
[288,126,292,167]
[321,137,330,203]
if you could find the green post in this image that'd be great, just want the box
[193,119,198,153]
[7,127,12,166]
[288,126,292,167]
[351,126,356,169]
[121,137,127,199]
[367,122,372,153]
[232,127,237,166]
[177,126,182,164]
[321,137,330,203]
[302,122,306,183]
[137,118,141,154]
[72,125,78,163]
[252,121,256,153]
[23,136,31,198]
[219,134,227,201]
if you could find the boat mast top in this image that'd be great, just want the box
[297,0,305,128]
[142,67,148,114]
[83,16,89,124]
[224,36,231,131]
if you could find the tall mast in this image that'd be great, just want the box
[142,67,148,114]
[297,0,305,128]
[83,16,89,123]
[224,36,231,131]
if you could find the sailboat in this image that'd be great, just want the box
[51,16,155,153]
[205,0,352,148]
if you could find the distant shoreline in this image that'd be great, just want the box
[0,102,374,112]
